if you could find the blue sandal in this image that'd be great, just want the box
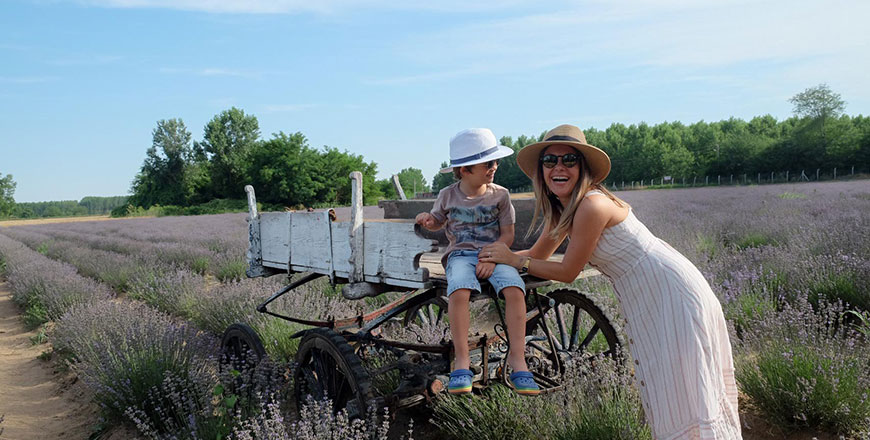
[448,369,473,394]
[509,371,541,396]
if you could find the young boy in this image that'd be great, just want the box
[416,128,540,396]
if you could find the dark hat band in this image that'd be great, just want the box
[450,146,499,166]
[545,135,582,143]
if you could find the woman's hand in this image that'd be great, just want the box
[478,242,520,267]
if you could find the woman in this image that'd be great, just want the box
[479,124,741,439]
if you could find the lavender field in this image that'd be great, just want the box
[0,180,869,439]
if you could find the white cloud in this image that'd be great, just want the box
[377,0,868,84]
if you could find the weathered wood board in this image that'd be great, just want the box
[255,212,437,288]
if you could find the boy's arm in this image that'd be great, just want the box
[415,212,445,231]
[497,223,515,247]
[417,188,448,231]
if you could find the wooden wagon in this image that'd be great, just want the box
[222,172,621,417]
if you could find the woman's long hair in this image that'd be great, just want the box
[527,146,627,241]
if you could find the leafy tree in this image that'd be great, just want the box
[246,132,321,207]
[129,118,194,207]
[376,178,398,200]
[311,147,382,206]
[494,135,536,192]
[431,162,455,194]
[790,84,847,154]
[790,84,846,122]
[396,167,429,197]
[195,107,260,199]
[0,173,15,217]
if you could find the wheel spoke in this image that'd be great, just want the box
[555,303,569,350]
[528,341,553,356]
[416,307,429,326]
[232,337,242,358]
[568,306,581,351]
[540,320,563,351]
[578,323,600,353]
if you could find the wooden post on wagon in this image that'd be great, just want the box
[349,171,364,283]
[392,175,407,200]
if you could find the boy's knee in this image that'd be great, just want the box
[449,289,471,302]
[501,286,525,301]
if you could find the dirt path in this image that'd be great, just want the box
[0,282,98,440]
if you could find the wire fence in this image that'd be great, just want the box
[605,165,870,192]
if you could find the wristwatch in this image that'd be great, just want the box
[519,256,531,274]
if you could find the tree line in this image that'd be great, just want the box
[2,84,866,219]
[0,191,128,219]
[434,84,870,193]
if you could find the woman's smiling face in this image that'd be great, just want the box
[541,144,581,201]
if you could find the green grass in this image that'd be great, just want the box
[778,192,807,199]
[808,271,866,312]
[256,319,304,362]
[725,290,778,336]
[215,260,247,282]
[734,232,778,249]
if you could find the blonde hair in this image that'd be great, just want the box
[527,146,627,241]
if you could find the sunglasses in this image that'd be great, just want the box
[540,153,580,168]
[476,159,499,169]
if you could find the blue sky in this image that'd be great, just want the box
[1,0,867,202]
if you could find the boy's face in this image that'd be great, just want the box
[462,159,498,186]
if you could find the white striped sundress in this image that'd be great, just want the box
[584,191,742,439]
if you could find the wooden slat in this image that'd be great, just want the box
[419,250,600,281]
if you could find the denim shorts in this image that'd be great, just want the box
[445,249,525,297]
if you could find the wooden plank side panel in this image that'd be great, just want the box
[330,222,352,275]
[363,222,435,283]
[260,212,291,267]
[289,212,332,273]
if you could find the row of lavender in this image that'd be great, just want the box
[3,180,870,437]
[0,226,412,439]
[0,201,652,438]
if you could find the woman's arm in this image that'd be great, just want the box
[480,196,612,283]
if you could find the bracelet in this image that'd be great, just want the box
[519,256,531,274]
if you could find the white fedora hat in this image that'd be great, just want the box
[439,128,515,173]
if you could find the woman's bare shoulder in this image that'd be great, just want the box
[580,193,628,227]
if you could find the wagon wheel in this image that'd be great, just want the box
[294,328,375,419]
[525,288,621,379]
[402,294,449,327]
[221,323,267,372]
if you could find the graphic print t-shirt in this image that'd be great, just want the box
[430,182,515,265]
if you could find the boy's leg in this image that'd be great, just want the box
[448,289,472,370]
[501,286,529,372]
[445,251,480,372]
[487,263,529,371]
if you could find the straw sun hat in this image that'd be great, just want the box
[516,124,611,184]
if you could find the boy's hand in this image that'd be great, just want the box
[415,212,439,230]
[476,261,495,279]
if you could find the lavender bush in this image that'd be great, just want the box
[432,355,648,440]
[231,397,412,440]
[735,296,870,435]
[0,233,112,327]
[124,361,286,440]
[54,300,219,426]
